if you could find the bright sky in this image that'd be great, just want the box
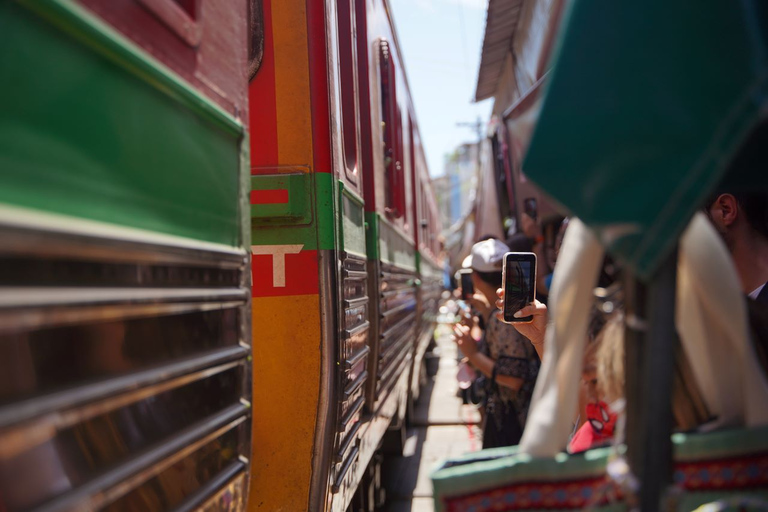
[389,0,493,177]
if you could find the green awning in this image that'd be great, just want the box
[523,1,768,279]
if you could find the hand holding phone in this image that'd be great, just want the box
[501,252,537,323]
[496,290,548,347]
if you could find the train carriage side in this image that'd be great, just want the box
[356,0,444,473]
[0,1,252,511]
[248,0,376,510]
[247,0,441,510]
[355,0,418,450]
[410,154,444,407]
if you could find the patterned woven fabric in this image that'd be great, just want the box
[674,452,768,491]
[442,475,624,512]
[433,428,768,512]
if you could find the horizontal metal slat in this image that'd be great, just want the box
[379,281,415,294]
[334,421,362,464]
[380,312,416,341]
[379,299,417,319]
[342,269,368,280]
[343,371,368,401]
[0,299,244,334]
[31,403,248,512]
[379,271,415,283]
[342,296,369,309]
[170,460,247,512]
[378,329,412,364]
[378,344,412,392]
[0,286,247,309]
[379,266,416,279]
[380,287,416,299]
[0,345,249,430]
[379,338,411,374]
[379,265,416,276]
[0,205,246,269]
[343,320,370,340]
[331,445,359,494]
[379,261,416,274]
[345,345,370,370]
[338,396,364,432]
[340,251,367,265]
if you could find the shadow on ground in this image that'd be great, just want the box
[382,325,482,512]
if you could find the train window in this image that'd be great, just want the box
[338,0,360,182]
[378,39,405,218]
[405,115,416,234]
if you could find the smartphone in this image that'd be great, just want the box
[459,269,474,300]
[502,252,537,323]
[524,197,538,221]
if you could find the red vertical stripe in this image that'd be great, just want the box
[249,0,278,170]
[355,0,376,212]
[307,0,331,174]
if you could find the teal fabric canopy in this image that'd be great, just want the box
[523,0,768,279]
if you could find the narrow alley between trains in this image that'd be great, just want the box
[382,317,482,512]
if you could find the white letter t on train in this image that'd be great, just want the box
[251,244,304,287]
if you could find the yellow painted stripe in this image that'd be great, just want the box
[272,0,314,168]
[249,294,321,511]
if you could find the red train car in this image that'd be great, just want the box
[248,0,443,510]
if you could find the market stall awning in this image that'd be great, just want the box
[474,0,524,102]
[522,0,768,279]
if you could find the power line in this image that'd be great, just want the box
[456,0,472,96]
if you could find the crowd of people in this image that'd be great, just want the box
[448,188,768,453]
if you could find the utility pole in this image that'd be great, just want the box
[456,117,485,216]
[456,116,483,143]
[456,116,484,175]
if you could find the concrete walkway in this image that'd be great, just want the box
[382,323,482,512]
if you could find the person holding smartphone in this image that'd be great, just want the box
[452,239,541,448]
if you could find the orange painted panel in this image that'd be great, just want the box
[272,0,313,167]
[249,293,322,511]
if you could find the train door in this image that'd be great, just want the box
[331,0,375,508]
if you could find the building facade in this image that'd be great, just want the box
[475,0,566,229]
[432,141,479,230]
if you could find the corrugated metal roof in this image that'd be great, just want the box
[474,0,525,102]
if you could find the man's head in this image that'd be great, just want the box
[705,191,768,294]
[705,192,768,251]
[470,238,508,301]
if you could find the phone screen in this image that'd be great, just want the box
[459,270,474,300]
[503,253,536,323]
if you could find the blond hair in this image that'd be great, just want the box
[595,313,625,402]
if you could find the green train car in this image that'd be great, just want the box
[0,1,253,510]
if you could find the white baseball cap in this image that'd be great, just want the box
[470,239,509,272]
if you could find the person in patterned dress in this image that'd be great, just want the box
[453,239,541,448]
